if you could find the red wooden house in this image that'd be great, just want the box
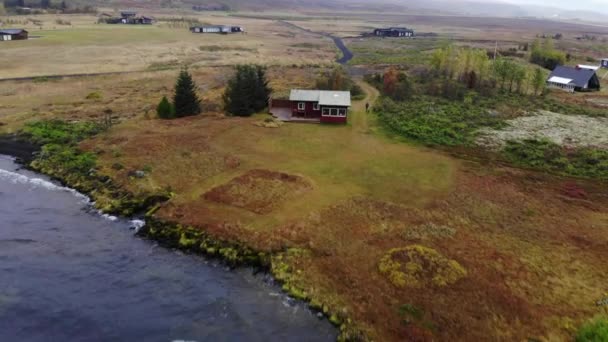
[270,90,351,124]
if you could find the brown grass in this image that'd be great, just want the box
[204,169,312,214]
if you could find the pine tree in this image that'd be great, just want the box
[223,65,272,116]
[173,68,201,118]
[156,96,174,119]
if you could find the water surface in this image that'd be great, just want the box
[0,155,336,342]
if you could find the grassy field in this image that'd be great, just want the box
[0,13,336,78]
[3,9,608,341]
[69,75,607,341]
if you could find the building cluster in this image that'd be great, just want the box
[190,25,245,34]
[373,27,415,38]
[102,11,154,25]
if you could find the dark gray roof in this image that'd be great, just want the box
[376,27,413,32]
[549,66,596,88]
[0,29,27,35]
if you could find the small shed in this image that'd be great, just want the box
[0,29,28,41]
[547,65,600,92]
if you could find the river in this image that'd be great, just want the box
[0,155,336,342]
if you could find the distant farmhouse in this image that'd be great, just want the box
[0,29,28,41]
[190,25,245,34]
[547,65,601,92]
[373,27,414,38]
[269,89,351,124]
[103,11,154,25]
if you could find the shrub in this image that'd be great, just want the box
[22,120,102,146]
[375,97,504,146]
[503,139,608,180]
[379,245,467,288]
[156,96,174,119]
[575,317,608,342]
[85,91,102,100]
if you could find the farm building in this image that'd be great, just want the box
[547,65,600,92]
[373,27,414,38]
[190,25,245,34]
[104,11,154,24]
[602,58,608,69]
[0,29,28,41]
[269,90,351,124]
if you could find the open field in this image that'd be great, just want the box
[3,65,606,340]
[2,8,608,341]
[0,13,336,78]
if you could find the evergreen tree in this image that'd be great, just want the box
[173,68,201,118]
[41,0,51,8]
[156,96,174,119]
[223,64,271,116]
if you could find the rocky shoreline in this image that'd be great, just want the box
[0,133,362,342]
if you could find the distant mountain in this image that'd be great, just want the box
[84,0,608,22]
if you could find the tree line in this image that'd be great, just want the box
[157,65,272,120]
[529,38,566,70]
[430,45,548,96]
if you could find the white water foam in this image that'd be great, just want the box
[129,219,146,232]
[0,168,90,203]
[0,168,133,225]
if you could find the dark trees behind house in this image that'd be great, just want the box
[223,65,272,117]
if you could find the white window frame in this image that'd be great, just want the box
[321,107,348,117]
[313,103,320,111]
[298,102,305,111]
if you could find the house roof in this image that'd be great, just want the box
[376,27,413,32]
[548,66,597,88]
[290,90,351,107]
[0,29,27,35]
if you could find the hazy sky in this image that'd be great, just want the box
[494,0,605,12]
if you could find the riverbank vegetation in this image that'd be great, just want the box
[19,120,170,216]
